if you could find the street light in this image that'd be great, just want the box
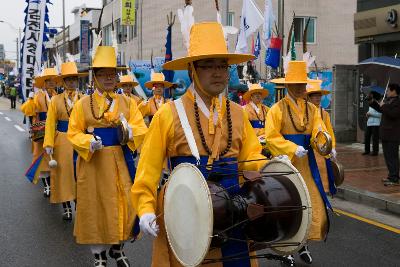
[0,20,22,75]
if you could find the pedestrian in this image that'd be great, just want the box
[267,61,332,266]
[9,83,17,109]
[43,61,87,221]
[67,45,148,267]
[363,91,382,156]
[131,22,265,267]
[370,83,400,186]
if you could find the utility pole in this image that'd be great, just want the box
[62,0,66,61]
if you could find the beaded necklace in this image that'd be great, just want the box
[90,93,114,120]
[287,99,309,133]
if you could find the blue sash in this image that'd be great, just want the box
[56,120,69,132]
[249,120,264,129]
[325,158,337,195]
[38,112,47,121]
[91,128,137,182]
[170,156,251,267]
[283,134,332,210]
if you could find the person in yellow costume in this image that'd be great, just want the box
[243,83,270,143]
[25,68,58,198]
[43,61,87,221]
[131,22,266,267]
[306,80,338,195]
[67,45,147,267]
[138,72,173,124]
[266,61,332,266]
[117,74,143,105]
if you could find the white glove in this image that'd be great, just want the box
[295,146,308,158]
[45,147,53,155]
[89,137,103,152]
[330,148,337,159]
[139,213,159,237]
[120,113,133,140]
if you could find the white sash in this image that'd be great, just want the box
[174,98,200,165]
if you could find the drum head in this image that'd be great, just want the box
[261,158,312,254]
[164,163,213,267]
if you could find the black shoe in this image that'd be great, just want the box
[362,152,370,155]
[384,180,400,186]
[299,245,312,264]
[94,251,107,267]
[41,177,50,198]
[62,202,72,221]
[370,152,378,156]
[109,244,130,267]
[281,255,295,267]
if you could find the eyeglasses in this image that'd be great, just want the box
[95,73,117,79]
[196,64,230,72]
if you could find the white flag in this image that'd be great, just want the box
[235,0,264,54]
[263,0,275,48]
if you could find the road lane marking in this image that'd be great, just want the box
[14,125,25,132]
[334,208,400,234]
[4,116,11,121]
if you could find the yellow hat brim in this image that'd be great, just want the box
[271,77,309,84]
[307,89,330,96]
[117,81,139,87]
[144,80,173,89]
[34,75,59,88]
[163,53,255,70]
[243,89,269,101]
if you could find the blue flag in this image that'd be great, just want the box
[254,32,261,59]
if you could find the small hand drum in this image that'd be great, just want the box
[331,159,344,186]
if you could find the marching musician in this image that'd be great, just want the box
[306,80,338,195]
[138,72,172,123]
[266,61,333,266]
[131,22,265,267]
[117,74,143,105]
[43,61,87,220]
[67,45,147,267]
[25,68,58,198]
[243,83,270,143]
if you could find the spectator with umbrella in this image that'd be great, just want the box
[362,88,383,156]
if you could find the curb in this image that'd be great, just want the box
[336,185,400,216]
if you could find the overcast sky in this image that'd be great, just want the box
[0,0,102,60]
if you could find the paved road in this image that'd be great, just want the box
[0,98,399,267]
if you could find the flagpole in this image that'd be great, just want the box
[278,0,284,76]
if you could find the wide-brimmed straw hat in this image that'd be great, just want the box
[306,79,330,95]
[91,46,127,70]
[117,75,139,87]
[34,68,59,89]
[57,62,88,81]
[144,72,173,89]
[271,61,309,84]
[163,22,255,70]
[243,83,269,101]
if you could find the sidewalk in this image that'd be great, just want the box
[336,143,400,215]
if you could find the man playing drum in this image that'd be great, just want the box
[267,61,333,266]
[131,22,266,267]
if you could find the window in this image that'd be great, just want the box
[227,12,235,27]
[115,19,122,44]
[103,24,112,46]
[129,25,134,41]
[294,17,316,44]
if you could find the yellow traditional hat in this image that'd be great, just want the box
[58,62,88,80]
[271,61,309,84]
[243,83,269,101]
[144,72,173,89]
[91,46,127,70]
[163,22,255,70]
[306,79,330,95]
[117,75,139,87]
[34,67,59,89]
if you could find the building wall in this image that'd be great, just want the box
[102,0,357,71]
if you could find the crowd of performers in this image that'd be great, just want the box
[20,22,338,267]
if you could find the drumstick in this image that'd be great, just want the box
[87,126,98,141]
[150,212,163,225]
[49,154,58,168]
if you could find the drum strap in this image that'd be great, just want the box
[174,98,201,164]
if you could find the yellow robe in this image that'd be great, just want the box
[138,96,165,118]
[265,96,328,241]
[43,91,79,203]
[243,102,270,138]
[20,98,36,117]
[131,91,265,267]
[315,108,336,193]
[67,92,147,244]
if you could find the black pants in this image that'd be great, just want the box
[382,141,400,182]
[364,126,380,154]
[10,96,16,109]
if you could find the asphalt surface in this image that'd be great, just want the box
[0,98,399,267]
